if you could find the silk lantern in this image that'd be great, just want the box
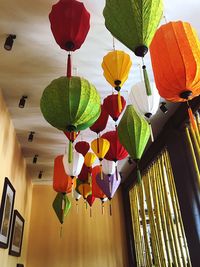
[78,183,92,199]
[63,150,84,177]
[92,166,106,199]
[49,0,90,52]
[102,50,132,111]
[150,21,200,130]
[52,192,71,224]
[40,76,101,162]
[102,159,115,176]
[78,164,90,182]
[118,105,150,182]
[84,152,97,184]
[90,105,109,135]
[53,155,73,193]
[75,141,90,156]
[102,130,128,179]
[129,81,160,141]
[103,0,163,95]
[103,94,126,123]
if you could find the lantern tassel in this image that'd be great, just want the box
[188,105,197,132]
[60,226,63,239]
[90,207,92,218]
[109,200,112,216]
[117,91,122,113]
[142,64,152,96]
[68,140,73,163]
[149,122,154,142]
[109,177,112,194]
[100,162,103,180]
[76,201,79,214]
[136,161,142,184]
[102,202,104,215]
[67,53,72,78]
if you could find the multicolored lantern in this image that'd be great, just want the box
[129,81,160,141]
[75,141,90,157]
[103,94,126,123]
[49,0,90,52]
[53,155,73,193]
[102,50,132,111]
[118,105,150,182]
[103,0,163,95]
[150,21,200,130]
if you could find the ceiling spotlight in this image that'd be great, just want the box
[33,155,38,164]
[28,131,35,142]
[4,34,16,51]
[160,102,168,114]
[18,96,27,108]
[38,171,43,179]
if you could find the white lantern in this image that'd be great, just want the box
[73,189,82,200]
[129,81,160,141]
[102,159,116,176]
[63,150,84,177]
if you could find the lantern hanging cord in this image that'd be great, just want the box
[112,36,116,51]
[142,57,152,96]
[67,52,72,78]
[187,101,197,132]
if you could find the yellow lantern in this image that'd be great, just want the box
[91,138,110,180]
[102,50,132,112]
[84,152,97,185]
[78,183,91,199]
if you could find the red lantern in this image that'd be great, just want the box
[90,105,109,134]
[53,155,73,193]
[92,165,106,199]
[75,141,90,156]
[103,94,126,122]
[49,0,90,52]
[63,131,80,143]
[102,130,128,161]
[87,194,96,207]
[78,163,90,182]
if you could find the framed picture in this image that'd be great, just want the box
[9,210,25,257]
[0,177,15,248]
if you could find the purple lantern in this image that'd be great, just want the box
[96,172,121,199]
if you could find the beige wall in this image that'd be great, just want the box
[27,185,128,267]
[0,89,33,267]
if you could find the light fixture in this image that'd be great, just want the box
[160,102,168,114]
[18,96,27,108]
[28,131,35,142]
[38,171,43,179]
[4,34,16,51]
[33,155,38,164]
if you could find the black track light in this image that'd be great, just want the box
[33,155,38,164]
[18,96,27,108]
[160,102,168,114]
[4,34,16,51]
[38,171,43,179]
[28,131,35,142]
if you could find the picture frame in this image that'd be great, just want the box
[9,210,25,257]
[0,177,15,248]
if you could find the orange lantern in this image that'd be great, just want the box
[53,155,73,193]
[150,21,200,129]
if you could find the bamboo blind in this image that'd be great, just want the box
[129,149,192,267]
[185,112,200,189]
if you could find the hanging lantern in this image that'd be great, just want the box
[102,50,132,111]
[102,130,128,179]
[150,21,200,130]
[63,150,84,177]
[78,182,92,199]
[87,194,96,207]
[84,152,97,184]
[78,163,90,182]
[75,141,90,156]
[40,76,101,162]
[91,138,110,161]
[129,81,160,141]
[102,159,115,176]
[92,165,106,199]
[73,189,82,201]
[52,192,71,224]
[90,105,109,134]
[53,155,73,193]
[49,0,90,52]
[64,131,80,142]
[103,94,126,123]
[103,0,163,95]
[118,105,150,182]
[96,172,121,199]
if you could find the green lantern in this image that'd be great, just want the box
[52,192,71,224]
[40,76,101,132]
[118,105,150,182]
[103,0,163,95]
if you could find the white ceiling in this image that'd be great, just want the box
[0,0,199,182]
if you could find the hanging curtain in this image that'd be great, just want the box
[129,149,192,267]
[185,111,200,189]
